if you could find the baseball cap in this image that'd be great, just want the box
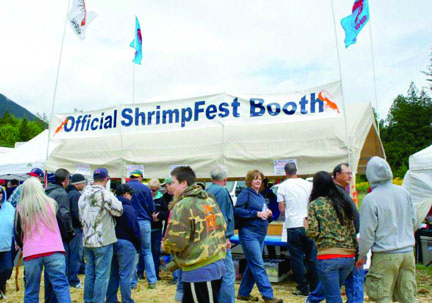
[162,177,172,186]
[130,170,143,177]
[28,168,44,178]
[116,184,132,196]
[93,168,109,179]
[71,174,86,185]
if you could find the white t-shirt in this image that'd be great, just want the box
[277,178,312,229]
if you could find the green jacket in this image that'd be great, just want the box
[163,184,227,272]
[307,196,358,253]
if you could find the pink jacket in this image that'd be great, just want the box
[20,207,65,259]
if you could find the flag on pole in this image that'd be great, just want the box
[68,0,97,40]
[130,16,143,64]
[340,0,369,48]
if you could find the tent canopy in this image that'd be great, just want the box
[45,83,384,179]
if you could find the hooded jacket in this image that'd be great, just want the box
[359,157,417,259]
[163,184,227,272]
[67,184,82,229]
[115,196,141,251]
[46,183,74,242]
[0,187,15,252]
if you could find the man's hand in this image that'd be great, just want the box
[356,257,366,269]
[226,239,231,250]
[303,218,308,229]
[257,211,268,220]
[152,212,160,222]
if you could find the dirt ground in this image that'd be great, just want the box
[2,267,431,302]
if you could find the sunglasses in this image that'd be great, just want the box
[150,189,158,192]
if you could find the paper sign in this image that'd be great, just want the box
[75,164,91,176]
[273,159,297,175]
[127,165,144,177]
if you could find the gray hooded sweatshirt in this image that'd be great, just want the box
[358,156,416,259]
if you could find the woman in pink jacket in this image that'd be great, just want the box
[14,177,71,303]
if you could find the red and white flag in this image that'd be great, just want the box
[68,0,97,40]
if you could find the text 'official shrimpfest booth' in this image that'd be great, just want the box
[45,81,384,181]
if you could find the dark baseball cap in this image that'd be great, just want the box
[71,174,86,185]
[28,168,44,178]
[93,168,109,179]
[116,184,132,196]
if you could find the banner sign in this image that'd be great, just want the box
[50,82,342,139]
[273,159,298,176]
[127,164,144,177]
[75,164,91,176]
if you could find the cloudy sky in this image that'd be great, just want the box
[1,0,431,121]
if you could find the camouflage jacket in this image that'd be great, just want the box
[78,184,123,248]
[163,184,227,272]
[307,196,358,253]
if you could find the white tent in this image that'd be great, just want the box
[403,145,432,224]
[45,83,384,179]
[0,130,60,180]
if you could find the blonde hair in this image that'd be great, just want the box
[16,177,58,238]
[148,178,160,190]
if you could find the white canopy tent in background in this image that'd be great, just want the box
[45,82,385,180]
[403,145,432,224]
[0,130,60,180]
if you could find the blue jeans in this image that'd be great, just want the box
[84,245,113,303]
[45,244,68,303]
[133,220,157,285]
[219,249,235,303]
[68,228,83,286]
[0,249,13,291]
[106,240,137,303]
[287,227,319,293]
[238,228,274,300]
[151,229,162,278]
[308,257,354,303]
[345,266,365,303]
[174,270,183,302]
[24,253,71,303]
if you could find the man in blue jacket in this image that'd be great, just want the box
[127,170,157,288]
[206,165,235,303]
[106,184,141,303]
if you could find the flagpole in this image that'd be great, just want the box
[132,63,136,104]
[330,0,351,168]
[45,0,71,164]
[367,2,380,135]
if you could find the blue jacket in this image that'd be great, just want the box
[207,183,235,238]
[128,180,154,221]
[115,196,141,251]
[234,188,271,236]
[0,187,15,252]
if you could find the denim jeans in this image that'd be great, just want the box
[238,228,274,300]
[345,266,364,303]
[0,250,13,291]
[308,257,354,303]
[174,270,183,302]
[24,253,71,303]
[287,227,319,293]
[218,249,235,303]
[106,240,137,303]
[132,220,157,285]
[45,244,68,303]
[68,228,83,287]
[151,229,162,278]
[84,245,113,303]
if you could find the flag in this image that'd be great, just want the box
[340,0,369,48]
[130,16,143,64]
[68,0,97,40]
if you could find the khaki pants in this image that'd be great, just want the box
[365,251,416,303]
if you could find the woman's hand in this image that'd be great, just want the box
[257,211,268,220]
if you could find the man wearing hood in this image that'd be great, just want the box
[163,166,227,303]
[356,157,417,303]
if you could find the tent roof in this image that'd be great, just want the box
[408,145,432,171]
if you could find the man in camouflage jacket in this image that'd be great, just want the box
[163,166,227,303]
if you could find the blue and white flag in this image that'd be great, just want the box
[130,16,143,64]
[340,0,370,48]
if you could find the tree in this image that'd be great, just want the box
[422,48,432,92]
[0,124,20,147]
[380,82,432,177]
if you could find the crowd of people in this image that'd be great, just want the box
[0,156,419,303]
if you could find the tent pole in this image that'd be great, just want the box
[45,0,71,165]
[132,63,136,104]
[330,0,351,168]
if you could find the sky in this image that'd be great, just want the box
[1,0,431,121]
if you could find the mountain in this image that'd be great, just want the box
[0,94,41,121]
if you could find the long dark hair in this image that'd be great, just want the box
[309,171,353,225]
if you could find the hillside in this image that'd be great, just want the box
[0,93,40,121]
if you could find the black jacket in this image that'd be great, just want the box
[151,195,169,230]
[46,183,74,243]
[67,185,82,229]
[115,196,141,251]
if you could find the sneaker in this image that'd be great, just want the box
[263,298,283,303]
[131,284,137,290]
[148,283,156,289]
[237,295,259,301]
[292,290,309,296]
[0,291,7,299]
[72,283,83,289]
